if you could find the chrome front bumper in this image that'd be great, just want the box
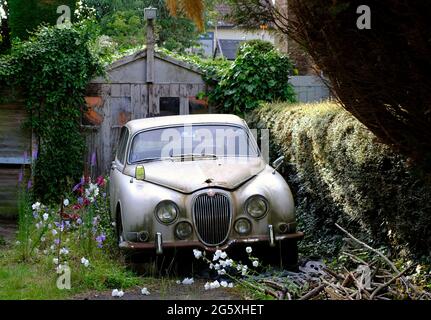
[119,231,304,253]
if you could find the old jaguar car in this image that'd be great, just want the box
[110,114,303,266]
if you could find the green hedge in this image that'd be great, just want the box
[247,101,431,259]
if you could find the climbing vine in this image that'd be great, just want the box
[0,22,103,203]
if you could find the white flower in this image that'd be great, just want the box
[220,251,227,259]
[246,246,252,254]
[213,249,222,261]
[416,265,422,274]
[193,249,202,259]
[43,213,49,221]
[52,229,58,236]
[63,199,69,207]
[210,280,220,289]
[220,281,228,288]
[218,269,226,275]
[53,257,59,265]
[50,245,55,251]
[252,260,259,268]
[214,263,220,270]
[111,289,124,297]
[32,202,41,211]
[15,240,21,245]
[182,277,194,285]
[228,282,234,288]
[241,265,248,276]
[225,259,233,267]
[219,260,226,267]
[141,288,150,295]
[59,247,69,255]
[43,250,48,255]
[204,282,211,290]
[111,222,116,227]
[35,222,41,229]
[176,280,181,284]
[41,237,46,242]
[236,264,243,271]
[81,257,90,267]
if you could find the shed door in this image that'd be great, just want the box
[0,101,31,219]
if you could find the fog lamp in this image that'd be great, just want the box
[175,221,193,240]
[235,218,251,235]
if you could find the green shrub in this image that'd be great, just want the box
[210,40,296,116]
[247,101,431,259]
[0,22,104,203]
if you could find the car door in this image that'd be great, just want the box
[109,126,129,216]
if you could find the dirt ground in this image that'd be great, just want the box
[73,280,243,300]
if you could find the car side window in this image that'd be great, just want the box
[116,127,129,165]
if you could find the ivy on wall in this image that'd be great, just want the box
[0,22,103,203]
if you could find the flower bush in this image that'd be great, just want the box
[12,173,140,292]
[192,246,262,291]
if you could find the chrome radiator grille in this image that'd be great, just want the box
[193,192,232,246]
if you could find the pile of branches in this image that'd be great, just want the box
[247,224,430,300]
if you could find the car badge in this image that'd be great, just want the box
[207,189,216,197]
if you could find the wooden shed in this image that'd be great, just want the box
[83,10,210,174]
[0,92,32,219]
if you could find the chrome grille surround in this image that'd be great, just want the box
[192,190,232,246]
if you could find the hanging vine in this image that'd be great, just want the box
[0,22,103,203]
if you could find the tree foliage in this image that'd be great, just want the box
[8,0,76,39]
[83,0,202,52]
[228,0,431,167]
[0,23,103,203]
[209,40,296,115]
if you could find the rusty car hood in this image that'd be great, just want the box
[127,157,266,193]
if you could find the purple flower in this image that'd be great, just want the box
[91,152,97,167]
[96,233,106,248]
[76,218,82,225]
[27,180,32,190]
[72,177,85,192]
[18,170,23,183]
[23,151,28,163]
[54,238,60,245]
[77,197,84,205]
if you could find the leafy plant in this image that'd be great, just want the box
[209,40,296,116]
[0,22,104,203]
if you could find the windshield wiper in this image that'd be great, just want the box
[132,157,170,163]
[170,153,218,160]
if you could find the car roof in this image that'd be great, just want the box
[125,114,247,134]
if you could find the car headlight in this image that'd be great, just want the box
[175,221,193,240]
[155,201,179,224]
[245,195,268,219]
[235,218,251,235]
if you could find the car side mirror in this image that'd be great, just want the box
[272,156,285,174]
[135,165,145,180]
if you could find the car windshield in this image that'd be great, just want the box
[128,124,259,163]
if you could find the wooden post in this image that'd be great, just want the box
[144,7,157,116]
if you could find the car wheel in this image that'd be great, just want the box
[116,209,124,245]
